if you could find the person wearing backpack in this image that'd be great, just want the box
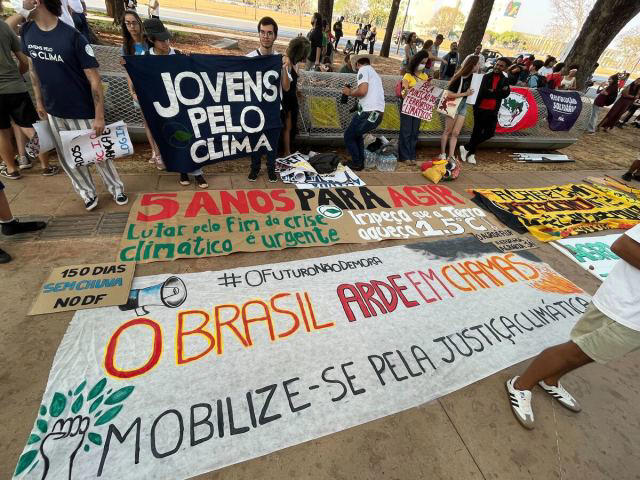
[525,60,546,88]
[588,75,619,133]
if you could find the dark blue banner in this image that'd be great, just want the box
[538,88,582,131]
[124,54,282,172]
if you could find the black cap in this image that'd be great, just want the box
[143,18,170,41]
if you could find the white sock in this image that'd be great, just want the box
[0,217,15,224]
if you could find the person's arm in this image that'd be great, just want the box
[611,233,640,270]
[84,68,105,135]
[15,51,30,75]
[28,59,47,119]
[81,0,87,14]
[281,56,291,92]
[404,44,411,61]
[343,82,368,98]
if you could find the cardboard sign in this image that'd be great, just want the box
[118,185,502,263]
[465,73,483,105]
[59,121,134,168]
[15,237,589,479]
[473,183,640,242]
[29,263,135,315]
[401,82,443,121]
[492,236,537,252]
[124,54,282,173]
[32,120,56,154]
[551,234,621,279]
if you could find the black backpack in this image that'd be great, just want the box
[529,74,547,88]
[309,153,341,174]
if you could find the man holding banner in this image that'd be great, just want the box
[17,0,126,210]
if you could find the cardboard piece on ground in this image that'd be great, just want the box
[551,234,621,280]
[29,262,135,315]
[473,228,518,243]
[492,236,538,252]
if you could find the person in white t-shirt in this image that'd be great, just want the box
[505,224,640,429]
[341,57,385,170]
[68,0,90,40]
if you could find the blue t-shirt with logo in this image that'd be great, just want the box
[21,20,99,119]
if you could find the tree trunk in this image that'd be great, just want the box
[563,0,640,89]
[105,0,125,25]
[317,0,333,29]
[457,0,495,62]
[380,0,401,57]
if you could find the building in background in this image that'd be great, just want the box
[488,0,522,33]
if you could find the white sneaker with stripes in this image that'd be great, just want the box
[506,376,535,429]
[538,381,582,412]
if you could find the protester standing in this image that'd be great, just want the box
[546,62,565,89]
[538,56,556,77]
[587,75,618,133]
[0,9,58,180]
[68,0,90,40]
[525,60,546,88]
[280,37,307,156]
[506,225,640,430]
[342,57,385,171]
[439,42,459,81]
[506,64,524,86]
[427,34,444,76]
[439,55,478,162]
[459,57,511,165]
[306,13,323,70]
[148,0,159,19]
[599,78,640,131]
[17,0,126,210]
[401,32,418,74]
[354,23,363,53]
[368,26,377,54]
[398,50,430,165]
[333,16,344,49]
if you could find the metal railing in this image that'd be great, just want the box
[94,45,591,149]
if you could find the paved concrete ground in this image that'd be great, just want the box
[1,166,639,480]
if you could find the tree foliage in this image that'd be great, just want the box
[427,6,465,36]
[545,0,595,40]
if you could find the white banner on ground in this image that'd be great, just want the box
[277,152,365,189]
[59,121,133,168]
[13,237,590,480]
[32,120,56,154]
[551,234,621,280]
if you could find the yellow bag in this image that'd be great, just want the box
[421,160,447,184]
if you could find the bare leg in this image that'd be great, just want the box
[515,341,593,390]
[142,116,159,158]
[440,117,453,155]
[448,115,466,158]
[12,124,26,159]
[0,128,18,174]
[0,189,12,221]
[283,112,292,157]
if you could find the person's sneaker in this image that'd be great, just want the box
[467,154,476,165]
[0,169,21,180]
[0,247,11,263]
[538,381,582,412]
[114,194,129,206]
[1,218,47,236]
[155,155,166,170]
[437,153,447,161]
[267,168,278,183]
[505,376,535,429]
[25,133,40,158]
[622,172,633,181]
[84,197,98,211]
[194,175,208,189]
[179,173,190,186]
[17,156,33,170]
[248,169,260,181]
[459,145,468,163]
[41,165,60,176]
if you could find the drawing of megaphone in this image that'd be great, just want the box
[119,276,187,315]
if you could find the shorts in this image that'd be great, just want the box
[570,302,640,364]
[455,97,468,116]
[0,92,39,129]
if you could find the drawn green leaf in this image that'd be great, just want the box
[104,386,134,405]
[27,459,39,474]
[71,394,84,414]
[39,405,47,416]
[14,450,38,476]
[87,378,107,401]
[326,208,340,214]
[94,405,123,426]
[27,434,40,445]
[74,380,87,395]
[84,444,90,452]
[89,395,104,414]
[173,130,192,142]
[88,432,102,445]
[36,419,47,434]
[50,392,67,417]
